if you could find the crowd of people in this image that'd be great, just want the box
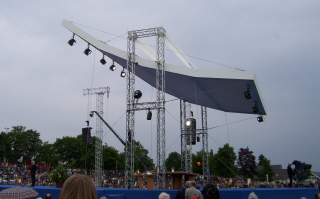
[0,162,318,189]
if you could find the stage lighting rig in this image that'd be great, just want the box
[186,119,191,126]
[110,60,116,71]
[84,44,92,55]
[100,55,106,65]
[120,68,126,77]
[257,115,264,122]
[68,33,76,46]
[134,90,142,99]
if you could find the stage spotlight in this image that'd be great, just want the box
[89,112,94,117]
[244,91,252,99]
[84,44,92,55]
[134,90,142,99]
[257,115,264,122]
[68,38,76,46]
[147,110,152,120]
[110,61,116,71]
[84,48,91,55]
[120,69,126,77]
[68,33,76,46]
[186,119,191,126]
[100,56,106,65]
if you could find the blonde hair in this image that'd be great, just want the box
[60,174,96,199]
[159,192,170,199]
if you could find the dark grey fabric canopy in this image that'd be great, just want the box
[62,19,266,115]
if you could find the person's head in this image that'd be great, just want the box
[44,193,52,199]
[185,181,191,188]
[159,192,170,199]
[31,160,35,165]
[60,174,96,199]
[190,181,196,187]
[207,178,213,184]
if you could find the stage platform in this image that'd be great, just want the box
[0,185,318,199]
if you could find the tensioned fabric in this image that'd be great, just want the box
[61,19,266,115]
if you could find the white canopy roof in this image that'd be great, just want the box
[61,19,266,115]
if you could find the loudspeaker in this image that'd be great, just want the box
[82,127,92,145]
[186,118,196,145]
[147,110,152,120]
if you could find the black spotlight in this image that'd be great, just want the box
[257,116,264,122]
[110,61,116,71]
[134,90,142,99]
[244,91,252,99]
[120,69,126,77]
[84,45,92,56]
[68,38,76,46]
[147,110,152,120]
[100,56,106,65]
[84,48,91,55]
[252,106,259,113]
[89,112,94,117]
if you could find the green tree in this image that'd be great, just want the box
[166,152,181,172]
[257,154,275,182]
[103,144,120,170]
[237,147,257,180]
[212,143,237,178]
[134,141,154,172]
[37,141,58,167]
[208,149,217,175]
[0,132,9,162]
[6,126,42,163]
[53,135,95,168]
[118,140,154,172]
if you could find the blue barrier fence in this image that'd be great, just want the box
[0,185,318,199]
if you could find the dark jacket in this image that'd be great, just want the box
[201,183,220,199]
[29,164,38,175]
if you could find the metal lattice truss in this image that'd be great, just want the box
[83,87,110,187]
[180,100,193,173]
[125,27,166,189]
[201,106,209,179]
[180,100,209,176]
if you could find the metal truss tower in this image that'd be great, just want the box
[180,100,193,173]
[126,27,166,189]
[83,87,110,187]
[201,106,209,180]
[180,101,209,177]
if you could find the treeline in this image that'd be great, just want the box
[0,126,274,181]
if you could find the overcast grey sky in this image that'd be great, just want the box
[1,1,319,172]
